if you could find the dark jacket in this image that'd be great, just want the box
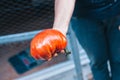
[73,0,120,20]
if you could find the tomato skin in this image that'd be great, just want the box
[30,29,67,60]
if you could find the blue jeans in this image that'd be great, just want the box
[71,16,120,80]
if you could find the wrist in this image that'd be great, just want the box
[53,25,68,36]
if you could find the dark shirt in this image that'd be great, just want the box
[79,0,116,9]
[73,0,120,19]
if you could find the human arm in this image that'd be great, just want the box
[53,0,76,35]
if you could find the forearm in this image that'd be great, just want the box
[53,0,76,35]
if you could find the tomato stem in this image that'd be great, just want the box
[64,48,71,56]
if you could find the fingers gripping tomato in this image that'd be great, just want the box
[30,29,67,61]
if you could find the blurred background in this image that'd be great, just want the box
[0,0,92,80]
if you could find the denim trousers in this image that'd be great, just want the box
[71,16,120,80]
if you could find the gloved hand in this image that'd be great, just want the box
[30,29,67,61]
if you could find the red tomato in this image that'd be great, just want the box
[30,29,67,60]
